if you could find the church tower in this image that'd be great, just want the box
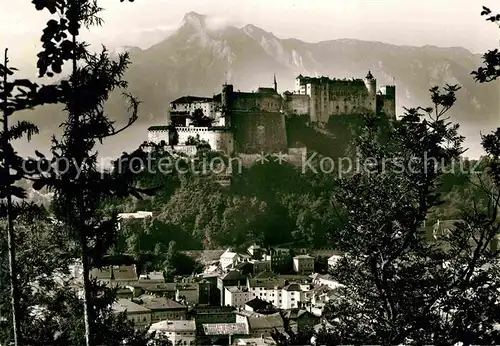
[273,73,277,92]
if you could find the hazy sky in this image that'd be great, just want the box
[1,0,499,69]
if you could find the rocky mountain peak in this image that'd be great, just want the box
[180,11,207,30]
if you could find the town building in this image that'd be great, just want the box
[327,254,343,269]
[281,308,320,333]
[234,261,255,276]
[117,211,153,230]
[224,286,251,309]
[251,259,272,274]
[292,255,315,275]
[247,244,264,259]
[188,306,236,326]
[136,295,188,322]
[220,248,242,270]
[175,283,200,305]
[232,336,277,345]
[246,272,312,309]
[112,298,151,329]
[244,298,274,313]
[310,273,343,290]
[149,320,196,345]
[265,248,292,273]
[200,323,249,345]
[281,283,312,309]
[217,270,248,304]
[243,315,285,338]
[90,264,138,288]
[169,96,219,126]
[140,282,177,298]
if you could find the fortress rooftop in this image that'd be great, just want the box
[171,95,213,103]
[296,75,365,84]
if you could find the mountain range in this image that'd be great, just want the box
[16,11,499,158]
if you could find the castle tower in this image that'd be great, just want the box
[295,74,303,94]
[364,70,376,95]
[364,70,377,114]
[222,83,233,127]
[274,74,277,92]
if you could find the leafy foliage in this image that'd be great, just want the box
[18,0,155,345]
[322,85,500,344]
[1,45,62,344]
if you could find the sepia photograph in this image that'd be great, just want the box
[0,0,499,345]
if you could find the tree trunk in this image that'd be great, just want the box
[81,232,93,346]
[2,48,21,346]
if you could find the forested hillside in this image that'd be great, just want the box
[109,114,487,257]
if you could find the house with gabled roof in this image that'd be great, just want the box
[112,298,151,329]
[90,264,138,288]
[149,320,196,345]
[218,270,248,304]
[200,323,249,345]
[281,308,320,333]
[135,295,187,322]
[220,248,242,270]
[244,314,285,337]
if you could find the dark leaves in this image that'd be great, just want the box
[481,6,492,16]
[9,121,39,141]
[31,0,62,13]
[473,7,500,82]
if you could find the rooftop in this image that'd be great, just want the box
[118,211,153,219]
[221,270,247,281]
[202,323,248,336]
[236,310,267,318]
[293,255,314,260]
[245,298,272,311]
[226,286,249,293]
[248,315,283,330]
[254,271,276,279]
[296,75,366,85]
[282,308,314,320]
[150,320,196,332]
[310,285,333,295]
[171,95,213,104]
[137,295,186,310]
[148,125,175,131]
[233,337,277,345]
[256,87,277,94]
[221,250,240,259]
[248,277,287,289]
[235,262,253,271]
[282,283,302,292]
[112,299,150,314]
[142,282,177,292]
[90,265,138,281]
[327,254,343,261]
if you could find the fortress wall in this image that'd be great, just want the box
[176,127,234,154]
[311,80,374,123]
[377,94,396,118]
[231,93,283,112]
[171,101,215,118]
[284,94,310,115]
[148,129,169,144]
[232,111,288,154]
[377,86,396,118]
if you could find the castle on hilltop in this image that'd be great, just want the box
[285,71,396,122]
[147,71,395,155]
